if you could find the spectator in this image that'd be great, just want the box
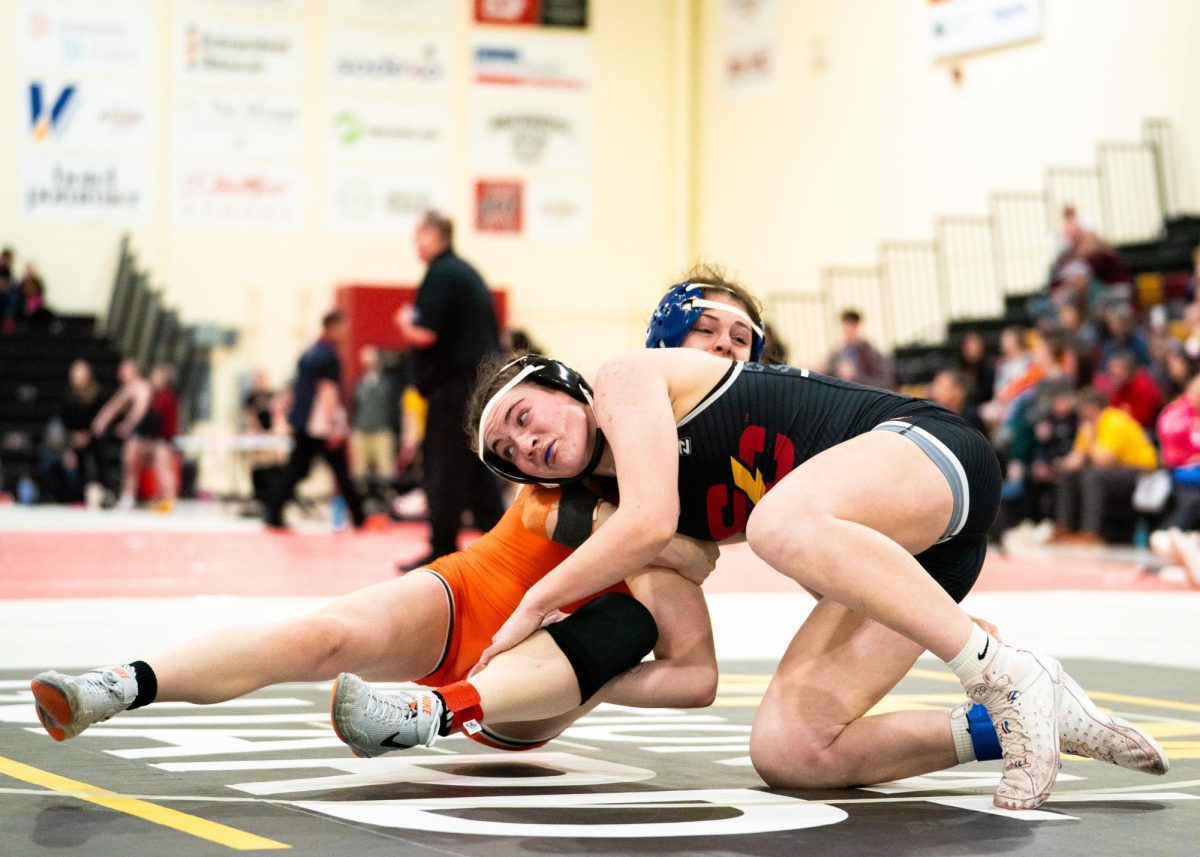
[241,369,284,510]
[1052,386,1158,545]
[1096,350,1163,429]
[91,359,157,511]
[1098,302,1151,368]
[264,310,365,530]
[349,345,397,499]
[1153,371,1200,531]
[927,368,969,418]
[58,359,105,505]
[1057,298,1100,385]
[1026,378,1080,524]
[148,365,180,512]
[394,210,505,571]
[823,308,894,390]
[0,266,18,335]
[1155,339,1198,404]
[955,331,995,429]
[18,264,53,331]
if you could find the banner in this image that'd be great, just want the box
[328,101,449,162]
[19,0,155,75]
[928,0,1041,59]
[473,37,589,91]
[173,91,302,157]
[20,154,152,222]
[475,179,524,233]
[327,169,447,233]
[328,27,449,90]
[722,0,776,94]
[174,162,303,229]
[474,0,588,29]
[175,18,303,83]
[526,177,588,241]
[472,99,588,171]
[326,0,449,24]
[22,79,154,149]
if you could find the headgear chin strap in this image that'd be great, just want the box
[645,281,765,361]
[477,355,607,486]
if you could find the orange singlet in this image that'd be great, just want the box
[416,485,627,688]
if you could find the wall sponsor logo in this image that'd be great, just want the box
[473,103,588,170]
[476,179,524,233]
[175,163,302,229]
[329,102,448,161]
[20,0,154,74]
[27,82,76,140]
[475,0,588,28]
[473,39,589,90]
[20,154,150,222]
[174,92,301,157]
[178,19,302,83]
[328,170,447,232]
[328,29,448,88]
[526,177,588,241]
[327,0,449,24]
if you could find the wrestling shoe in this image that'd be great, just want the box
[965,647,1063,811]
[1059,670,1169,775]
[31,667,138,742]
[330,673,443,758]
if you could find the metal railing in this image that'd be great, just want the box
[760,119,1188,356]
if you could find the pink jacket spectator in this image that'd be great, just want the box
[1155,395,1200,468]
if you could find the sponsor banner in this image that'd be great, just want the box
[473,37,589,91]
[19,153,152,222]
[475,179,524,233]
[929,0,1041,59]
[175,18,303,83]
[173,91,302,157]
[723,0,775,94]
[22,79,154,149]
[474,0,588,29]
[326,0,449,24]
[19,0,155,75]
[174,162,303,229]
[526,176,588,241]
[328,27,450,90]
[327,169,447,233]
[472,99,588,171]
[178,0,303,13]
[328,101,449,162]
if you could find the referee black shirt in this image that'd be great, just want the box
[411,249,500,394]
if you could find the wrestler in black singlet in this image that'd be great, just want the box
[674,362,1001,601]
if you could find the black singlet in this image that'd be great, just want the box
[675,362,959,540]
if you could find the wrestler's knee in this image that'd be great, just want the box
[750,708,853,789]
[745,501,833,571]
[284,612,360,675]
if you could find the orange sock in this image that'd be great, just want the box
[435,680,484,736]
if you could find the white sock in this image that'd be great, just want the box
[949,702,976,764]
[946,624,997,684]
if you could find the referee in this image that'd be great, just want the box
[396,211,506,571]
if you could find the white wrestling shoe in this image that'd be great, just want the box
[1059,670,1169,775]
[31,667,138,742]
[330,673,443,758]
[966,647,1063,811]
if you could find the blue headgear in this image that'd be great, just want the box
[645,282,765,361]
[477,355,607,486]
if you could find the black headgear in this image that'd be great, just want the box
[477,355,607,486]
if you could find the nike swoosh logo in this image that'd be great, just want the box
[380,733,410,749]
[977,638,990,660]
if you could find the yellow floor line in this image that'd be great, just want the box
[0,756,289,851]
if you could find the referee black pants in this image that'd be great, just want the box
[265,431,365,528]
[422,374,506,557]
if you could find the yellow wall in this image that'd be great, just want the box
[693,0,1200,308]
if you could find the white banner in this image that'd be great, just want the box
[722,0,776,94]
[327,101,449,162]
[174,162,303,229]
[20,153,152,222]
[19,0,155,75]
[173,91,302,157]
[21,79,154,149]
[327,27,449,91]
[929,0,1041,59]
[527,177,589,242]
[473,37,590,92]
[175,18,303,83]
[326,0,449,24]
[177,0,303,14]
[472,98,589,171]
[327,169,447,233]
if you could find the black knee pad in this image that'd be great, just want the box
[543,592,658,701]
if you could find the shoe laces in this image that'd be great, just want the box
[973,674,1035,766]
[362,688,418,726]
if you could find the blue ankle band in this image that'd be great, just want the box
[966,703,1003,761]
